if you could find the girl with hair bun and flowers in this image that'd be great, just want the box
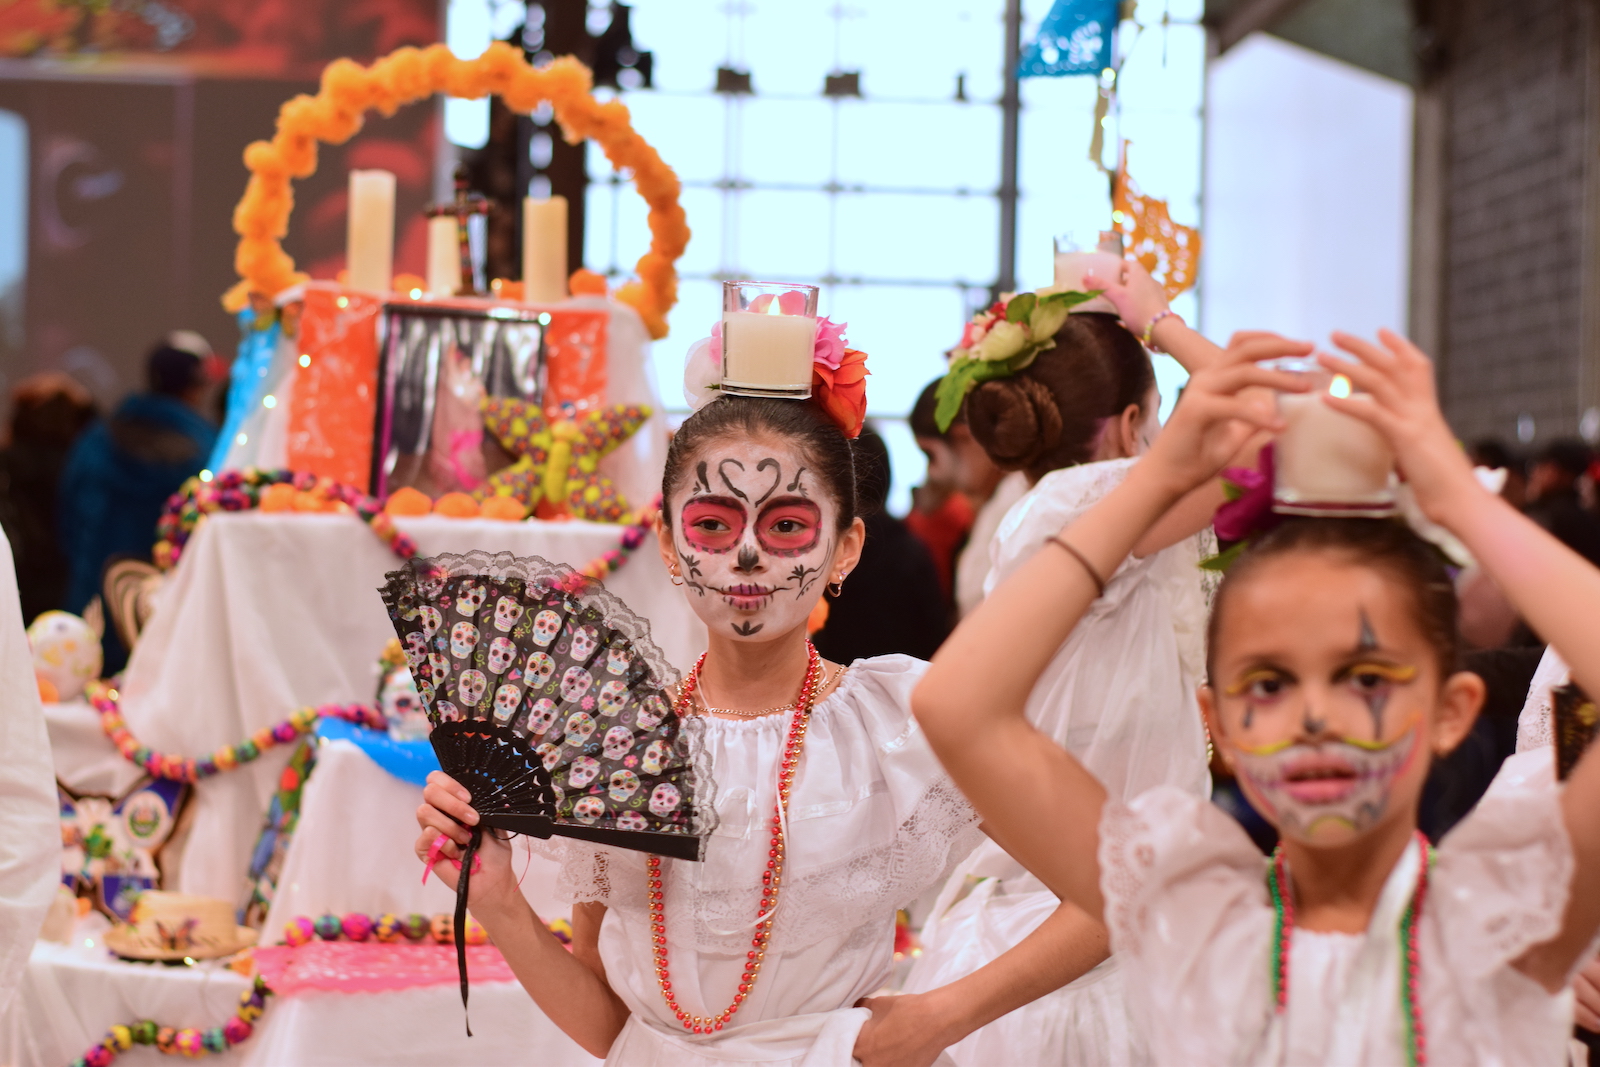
[415,307,1096,1066]
[904,260,1289,1065]
[918,330,1600,1064]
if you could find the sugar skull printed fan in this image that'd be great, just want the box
[380,551,710,858]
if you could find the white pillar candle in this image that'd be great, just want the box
[722,306,817,397]
[1275,376,1396,511]
[522,195,568,303]
[426,216,462,296]
[1052,249,1122,313]
[346,170,396,293]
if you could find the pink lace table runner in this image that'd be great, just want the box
[254,942,517,996]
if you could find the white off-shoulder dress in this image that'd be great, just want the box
[904,457,1212,1066]
[1099,748,1576,1065]
[558,655,983,1066]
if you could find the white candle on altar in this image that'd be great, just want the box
[346,170,395,293]
[1275,374,1396,510]
[723,300,817,397]
[426,216,461,296]
[522,195,568,303]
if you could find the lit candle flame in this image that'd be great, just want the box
[765,296,784,316]
[1329,375,1352,399]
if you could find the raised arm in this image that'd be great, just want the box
[416,772,630,1054]
[914,339,1307,920]
[1082,260,1222,374]
[1322,329,1600,988]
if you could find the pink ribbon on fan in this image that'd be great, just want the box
[422,833,482,886]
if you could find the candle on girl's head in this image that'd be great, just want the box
[522,196,568,304]
[426,216,462,297]
[346,170,396,293]
[721,283,819,399]
[1274,367,1395,515]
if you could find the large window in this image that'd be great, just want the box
[584,0,1204,511]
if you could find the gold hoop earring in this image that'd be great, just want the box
[827,578,844,597]
[670,573,685,587]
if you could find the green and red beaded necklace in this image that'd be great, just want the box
[1268,830,1433,1067]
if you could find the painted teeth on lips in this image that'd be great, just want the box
[720,585,774,610]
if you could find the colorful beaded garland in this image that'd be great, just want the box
[1269,831,1432,1067]
[70,976,273,1067]
[647,643,824,1035]
[153,468,418,571]
[86,680,384,783]
[276,912,564,947]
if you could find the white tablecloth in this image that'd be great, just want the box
[117,511,705,903]
[1,939,601,1067]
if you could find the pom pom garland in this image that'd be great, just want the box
[275,911,570,948]
[69,977,273,1067]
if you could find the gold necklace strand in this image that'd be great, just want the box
[691,663,845,718]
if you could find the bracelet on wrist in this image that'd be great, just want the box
[1141,309,1179,353]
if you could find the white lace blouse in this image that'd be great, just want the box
[1099,749,1576,1066]
[557,655,983,1066]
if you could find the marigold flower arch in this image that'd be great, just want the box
[224,42,687,339]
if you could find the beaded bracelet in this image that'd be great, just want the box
[1141,309,1178,353]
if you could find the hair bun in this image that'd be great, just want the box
[966,377,1063,471]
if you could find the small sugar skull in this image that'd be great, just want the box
[597,680,629,718]
[427,653,450,687]
[601,725,634,761]
[525,651,556,688]
[526,698,558,736]
[537,742,561,770]
[605,647,631,677]
[568,755,600,788]
[565,711,597,745]
[573,796,604,824]
[492,684,521,725]
[648,783,682,817]
[493,596,524,633]
[487,636,516,675]
[456,669,487,707]
[416,568,446,598]
[455,579,487,616]
[641,739,670,776]
[528,697,560,739]
[403,631,429,669]
[381,668,425,738]
[617,810,648,832]
[435,700,460,722]
[415,605,442,637]
[560,666,593,703]
[570,625,600,661]
[449,621,479,659]
[635,693,668,730]
[531,610,561,647]
[608,769,641,803]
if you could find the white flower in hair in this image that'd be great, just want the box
[683,333,721,412]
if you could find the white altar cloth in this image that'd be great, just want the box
[116,511,705,903]
[1,940,601,1067]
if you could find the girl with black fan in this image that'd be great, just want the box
[415,323,1112,1066]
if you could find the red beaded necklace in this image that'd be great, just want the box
[1268,830,1432,1066]
[647,642,824,1035]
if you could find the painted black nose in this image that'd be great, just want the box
[736,545,759,572]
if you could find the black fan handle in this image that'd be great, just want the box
[454,823,483,1037]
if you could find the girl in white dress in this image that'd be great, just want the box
[903,264,1289,1065]
[415,349,1103,1065]
[917,329,1600,1065]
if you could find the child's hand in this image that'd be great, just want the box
[1081,259,1168,338]
[1140,334,1311,497]
[1319,329,1480,525]
[414,770,521,920]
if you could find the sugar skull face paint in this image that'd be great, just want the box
[669,441,837,641]
[1231,724,1423,844]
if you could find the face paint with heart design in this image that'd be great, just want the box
[670,441,837,641]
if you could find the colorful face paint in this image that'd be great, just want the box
[670,441,836,641]
[1231,723,1422,843]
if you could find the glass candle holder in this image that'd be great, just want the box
[1051,231,1122,313]
[1270,357,1397,517]
[721,281,819,399]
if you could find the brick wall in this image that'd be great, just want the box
[1436,0,1593,446]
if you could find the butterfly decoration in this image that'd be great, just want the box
[473,398,650,522]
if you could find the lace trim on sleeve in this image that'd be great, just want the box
[1097,800,1157,957]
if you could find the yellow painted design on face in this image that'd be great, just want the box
[1347,662,1418,684]
[1223,669,1280,698]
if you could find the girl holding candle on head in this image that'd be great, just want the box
[902,260,1286,1066]
[916,328,1600,1064]
[414,301,1114,1067]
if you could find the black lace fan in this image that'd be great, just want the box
[379,551,711,860]
[380,552,711,1034]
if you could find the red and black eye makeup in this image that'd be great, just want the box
[756,499,821,556]
[680,497,746,554]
